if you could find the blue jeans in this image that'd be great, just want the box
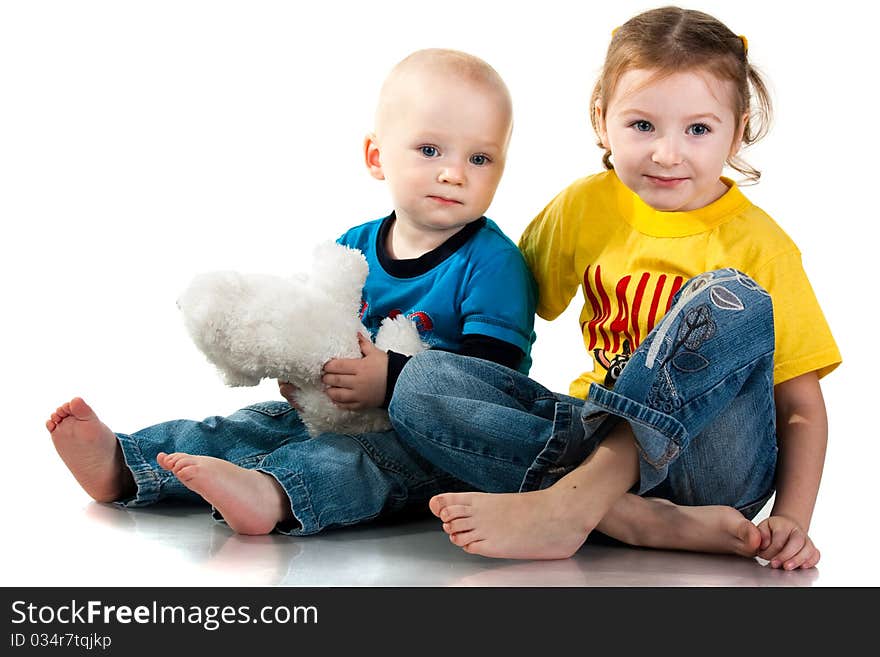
[388,269,778,519]
[115,401,467,535]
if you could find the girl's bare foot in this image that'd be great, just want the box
[46,397,135,502]
[598,495,762,557]
[429,488,594,560]
[431,422,641,560]
[157,453,294,535]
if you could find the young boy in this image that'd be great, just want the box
[46,49,537,536]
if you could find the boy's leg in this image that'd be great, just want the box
[47,397,136,503]
[113,400,310,506]
[253,428,467,535]
[49,396,463,535]
[389,351,588,493]
[117,399,465,535]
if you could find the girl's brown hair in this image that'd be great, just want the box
[590,6,772,182]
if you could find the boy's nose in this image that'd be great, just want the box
[438,165,465,185]
[651,136,684,167]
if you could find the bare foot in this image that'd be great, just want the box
[429,489,593,559]
[429,423,641,560]
[157,453,293,535]
[599,495,761,557]
[46,397,135,502]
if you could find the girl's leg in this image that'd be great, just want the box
[582,268,777,511]
[390,269,777,558]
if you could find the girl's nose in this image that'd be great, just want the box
[651,136,684,167]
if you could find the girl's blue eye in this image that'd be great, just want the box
[420,145,438,157]
[633,120,653,132]
[470,154,490,166]
[688,123,711,136]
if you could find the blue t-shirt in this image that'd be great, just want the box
[338,214,537,374]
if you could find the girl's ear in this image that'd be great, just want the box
[729,112,749,157]
[364,134,384,180]
[594,101,610,149]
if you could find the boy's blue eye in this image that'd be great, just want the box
[469,154,490,166]
[420,145,439,157]
[632,120,653,132]
[687,123,711,136]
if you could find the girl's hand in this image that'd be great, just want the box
[756,516,820,570]
[278,380,302,411]
[321,333,388,411]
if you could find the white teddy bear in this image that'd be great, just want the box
[177,241,427,436]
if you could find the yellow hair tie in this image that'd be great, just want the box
[611,26,620,38]
[739,34,749,55]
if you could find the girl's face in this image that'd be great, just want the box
[596,69,747,212]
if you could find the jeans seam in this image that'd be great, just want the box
[394,415,529,467]
[676,348,775,416]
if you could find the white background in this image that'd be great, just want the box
[1,1,877,584]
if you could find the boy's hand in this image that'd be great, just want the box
[278,381,302,411]
[756,516,820,570]
[322,333,388,411]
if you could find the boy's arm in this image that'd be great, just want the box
[757,371,828,569]
[322,334,524,411]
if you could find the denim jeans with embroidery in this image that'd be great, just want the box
[114,402,468,535]
[388,269,777,518]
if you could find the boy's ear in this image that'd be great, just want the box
[364,133,385,180]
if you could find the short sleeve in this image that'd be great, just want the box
[459,248,537,355]
[518,190,580,321]
[753,250,841,383]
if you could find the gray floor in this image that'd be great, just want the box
[5,490,824,587]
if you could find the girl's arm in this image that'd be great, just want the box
[758,371,828,568]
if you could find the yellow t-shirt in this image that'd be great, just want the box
[519,170,841,399]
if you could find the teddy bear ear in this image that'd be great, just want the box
[309,242,369,311]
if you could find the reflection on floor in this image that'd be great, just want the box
[7,498,819,587]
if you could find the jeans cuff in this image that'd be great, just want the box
[521,401,595,492]
[113,433,165,506]
[253,466,318,535]
[584,384,689,494]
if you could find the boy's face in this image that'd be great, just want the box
[367,74,511,236]
[597,69,746,212]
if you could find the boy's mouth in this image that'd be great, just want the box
[427,195,464,205]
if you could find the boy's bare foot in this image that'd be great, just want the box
[598,495,762,557]
[46,397,135,503]
[157,453,293,535]
[430,488,593,559]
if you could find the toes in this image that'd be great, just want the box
[69,397,96,420]
[157,452,181,470]
[46,419,56,432]
[428,496,445,517]
[439,504,472,523]
[430,492,476,518]
[449,531,476,548]
[738,522,761,555]
[444,517,476,535]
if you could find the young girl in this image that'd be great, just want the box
[387,6,840,569]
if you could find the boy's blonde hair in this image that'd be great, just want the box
[590,6,772,182]
[375,49,512,137]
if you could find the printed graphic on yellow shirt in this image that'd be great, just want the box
[583,265,685,386]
